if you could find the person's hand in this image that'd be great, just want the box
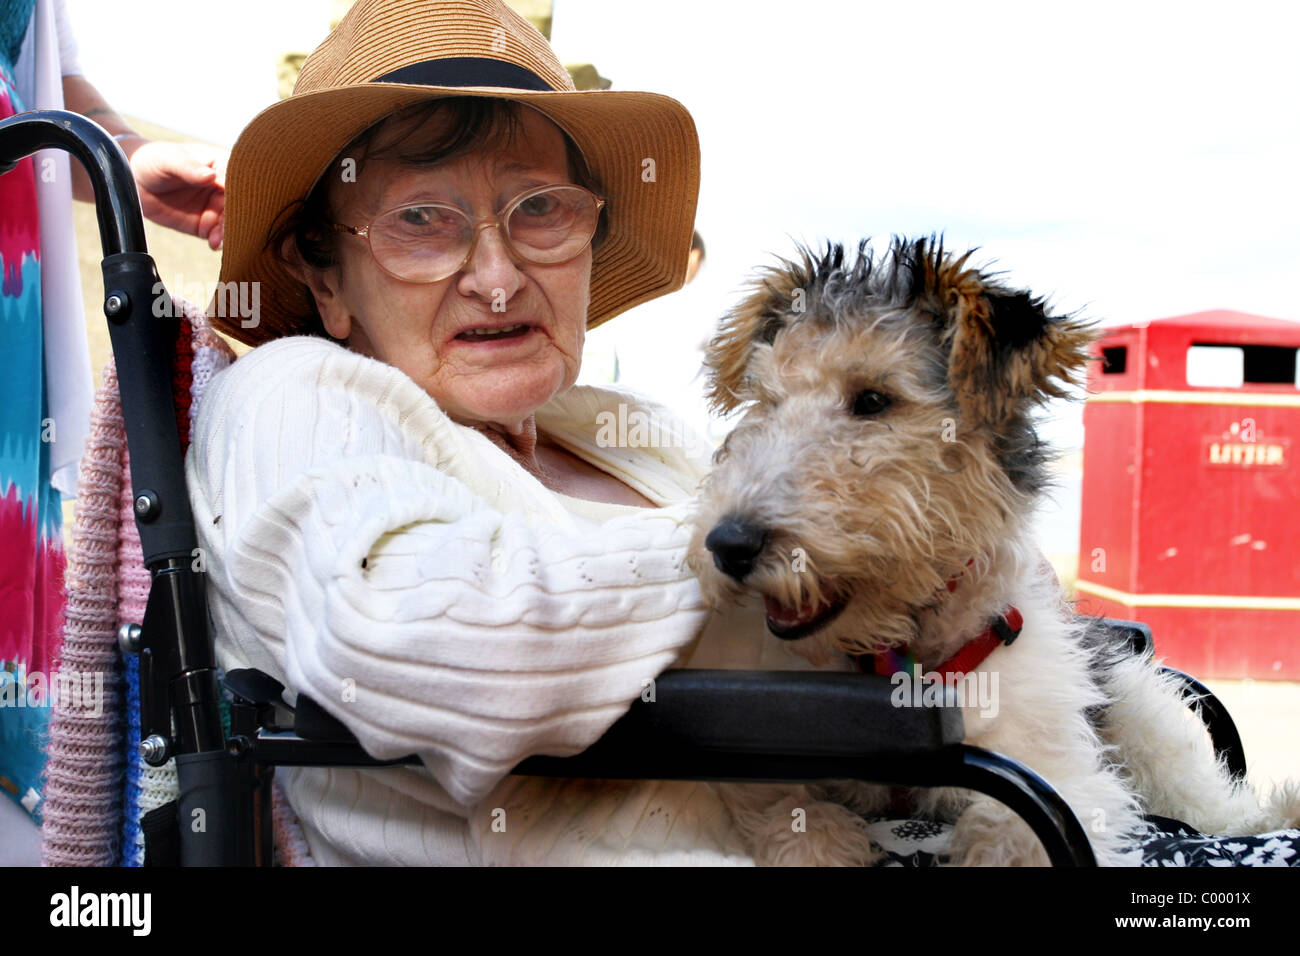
[129,141,228,249]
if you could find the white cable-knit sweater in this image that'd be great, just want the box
[184,335,813,866]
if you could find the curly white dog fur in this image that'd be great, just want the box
[687,237,1300,866]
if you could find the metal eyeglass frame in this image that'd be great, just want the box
[328,183,606,283]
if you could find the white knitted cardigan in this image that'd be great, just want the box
[184,335,804,866]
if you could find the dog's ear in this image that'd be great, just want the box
[921,245,1095,425]
[703,252,812,413]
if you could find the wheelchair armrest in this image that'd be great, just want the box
[228,669,1090,864]
[293,693,354,742]
[515,668,966,781]
[564,668,962,756]
[1092,617,1154,658]
[234,668,964,768]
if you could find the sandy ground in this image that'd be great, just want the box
[1201,678,1300,800]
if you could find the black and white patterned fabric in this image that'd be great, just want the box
[863,814,1300,867]
[1132,814,1300,867]
[867,818,952,867]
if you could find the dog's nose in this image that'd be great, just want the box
[705,518,769,580]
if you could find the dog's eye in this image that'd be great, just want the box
[851,389,890,417]
[757,314,785,345]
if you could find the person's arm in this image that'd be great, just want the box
[186,339,709,808]
[60,74,226,248]
[59,74,145,181]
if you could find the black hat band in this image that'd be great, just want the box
[374,57,555,91]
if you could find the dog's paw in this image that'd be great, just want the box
[946,800,1050,867]
[749,797,883,867]
[1259,778,1300,833]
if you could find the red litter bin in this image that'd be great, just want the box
[1076,309,1300,680]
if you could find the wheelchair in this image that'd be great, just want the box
[0,110,1248,867]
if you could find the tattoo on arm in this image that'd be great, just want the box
[82,107,117,120]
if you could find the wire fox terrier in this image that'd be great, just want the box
[688,237,1300,866]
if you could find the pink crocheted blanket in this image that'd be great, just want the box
[40,299,314,867]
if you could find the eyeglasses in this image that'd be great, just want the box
[329,183,606,283]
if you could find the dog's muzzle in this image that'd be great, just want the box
[704,517,768,580]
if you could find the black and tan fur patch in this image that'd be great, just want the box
[703,236,1096,494]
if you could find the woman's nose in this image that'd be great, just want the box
[456,221,524,305]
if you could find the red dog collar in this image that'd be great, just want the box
[852,605,1023,678]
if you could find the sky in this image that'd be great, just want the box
[546,0,1300,438]
[64,0,1300,544]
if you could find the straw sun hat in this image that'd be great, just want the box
[210,0,701,345]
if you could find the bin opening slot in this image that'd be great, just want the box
[1187,343,1299,388]
[1102,346,1127,374]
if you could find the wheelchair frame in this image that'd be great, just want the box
[0,111,1246,868]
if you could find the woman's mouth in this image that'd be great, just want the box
[453,323,536,344]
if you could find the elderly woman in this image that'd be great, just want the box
[187,0,774,865]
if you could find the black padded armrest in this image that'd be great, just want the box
[1093,618,1154,658]
[293,693,354,742]
[240,669,964,771]
[600,669,963,756]
[516,668,966,781]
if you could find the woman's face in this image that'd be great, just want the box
[303,107,591,435]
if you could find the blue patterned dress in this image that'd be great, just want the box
[0,0,68,824]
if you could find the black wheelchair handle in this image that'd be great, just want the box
[0,109,198,564]
[0,109,147,255]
